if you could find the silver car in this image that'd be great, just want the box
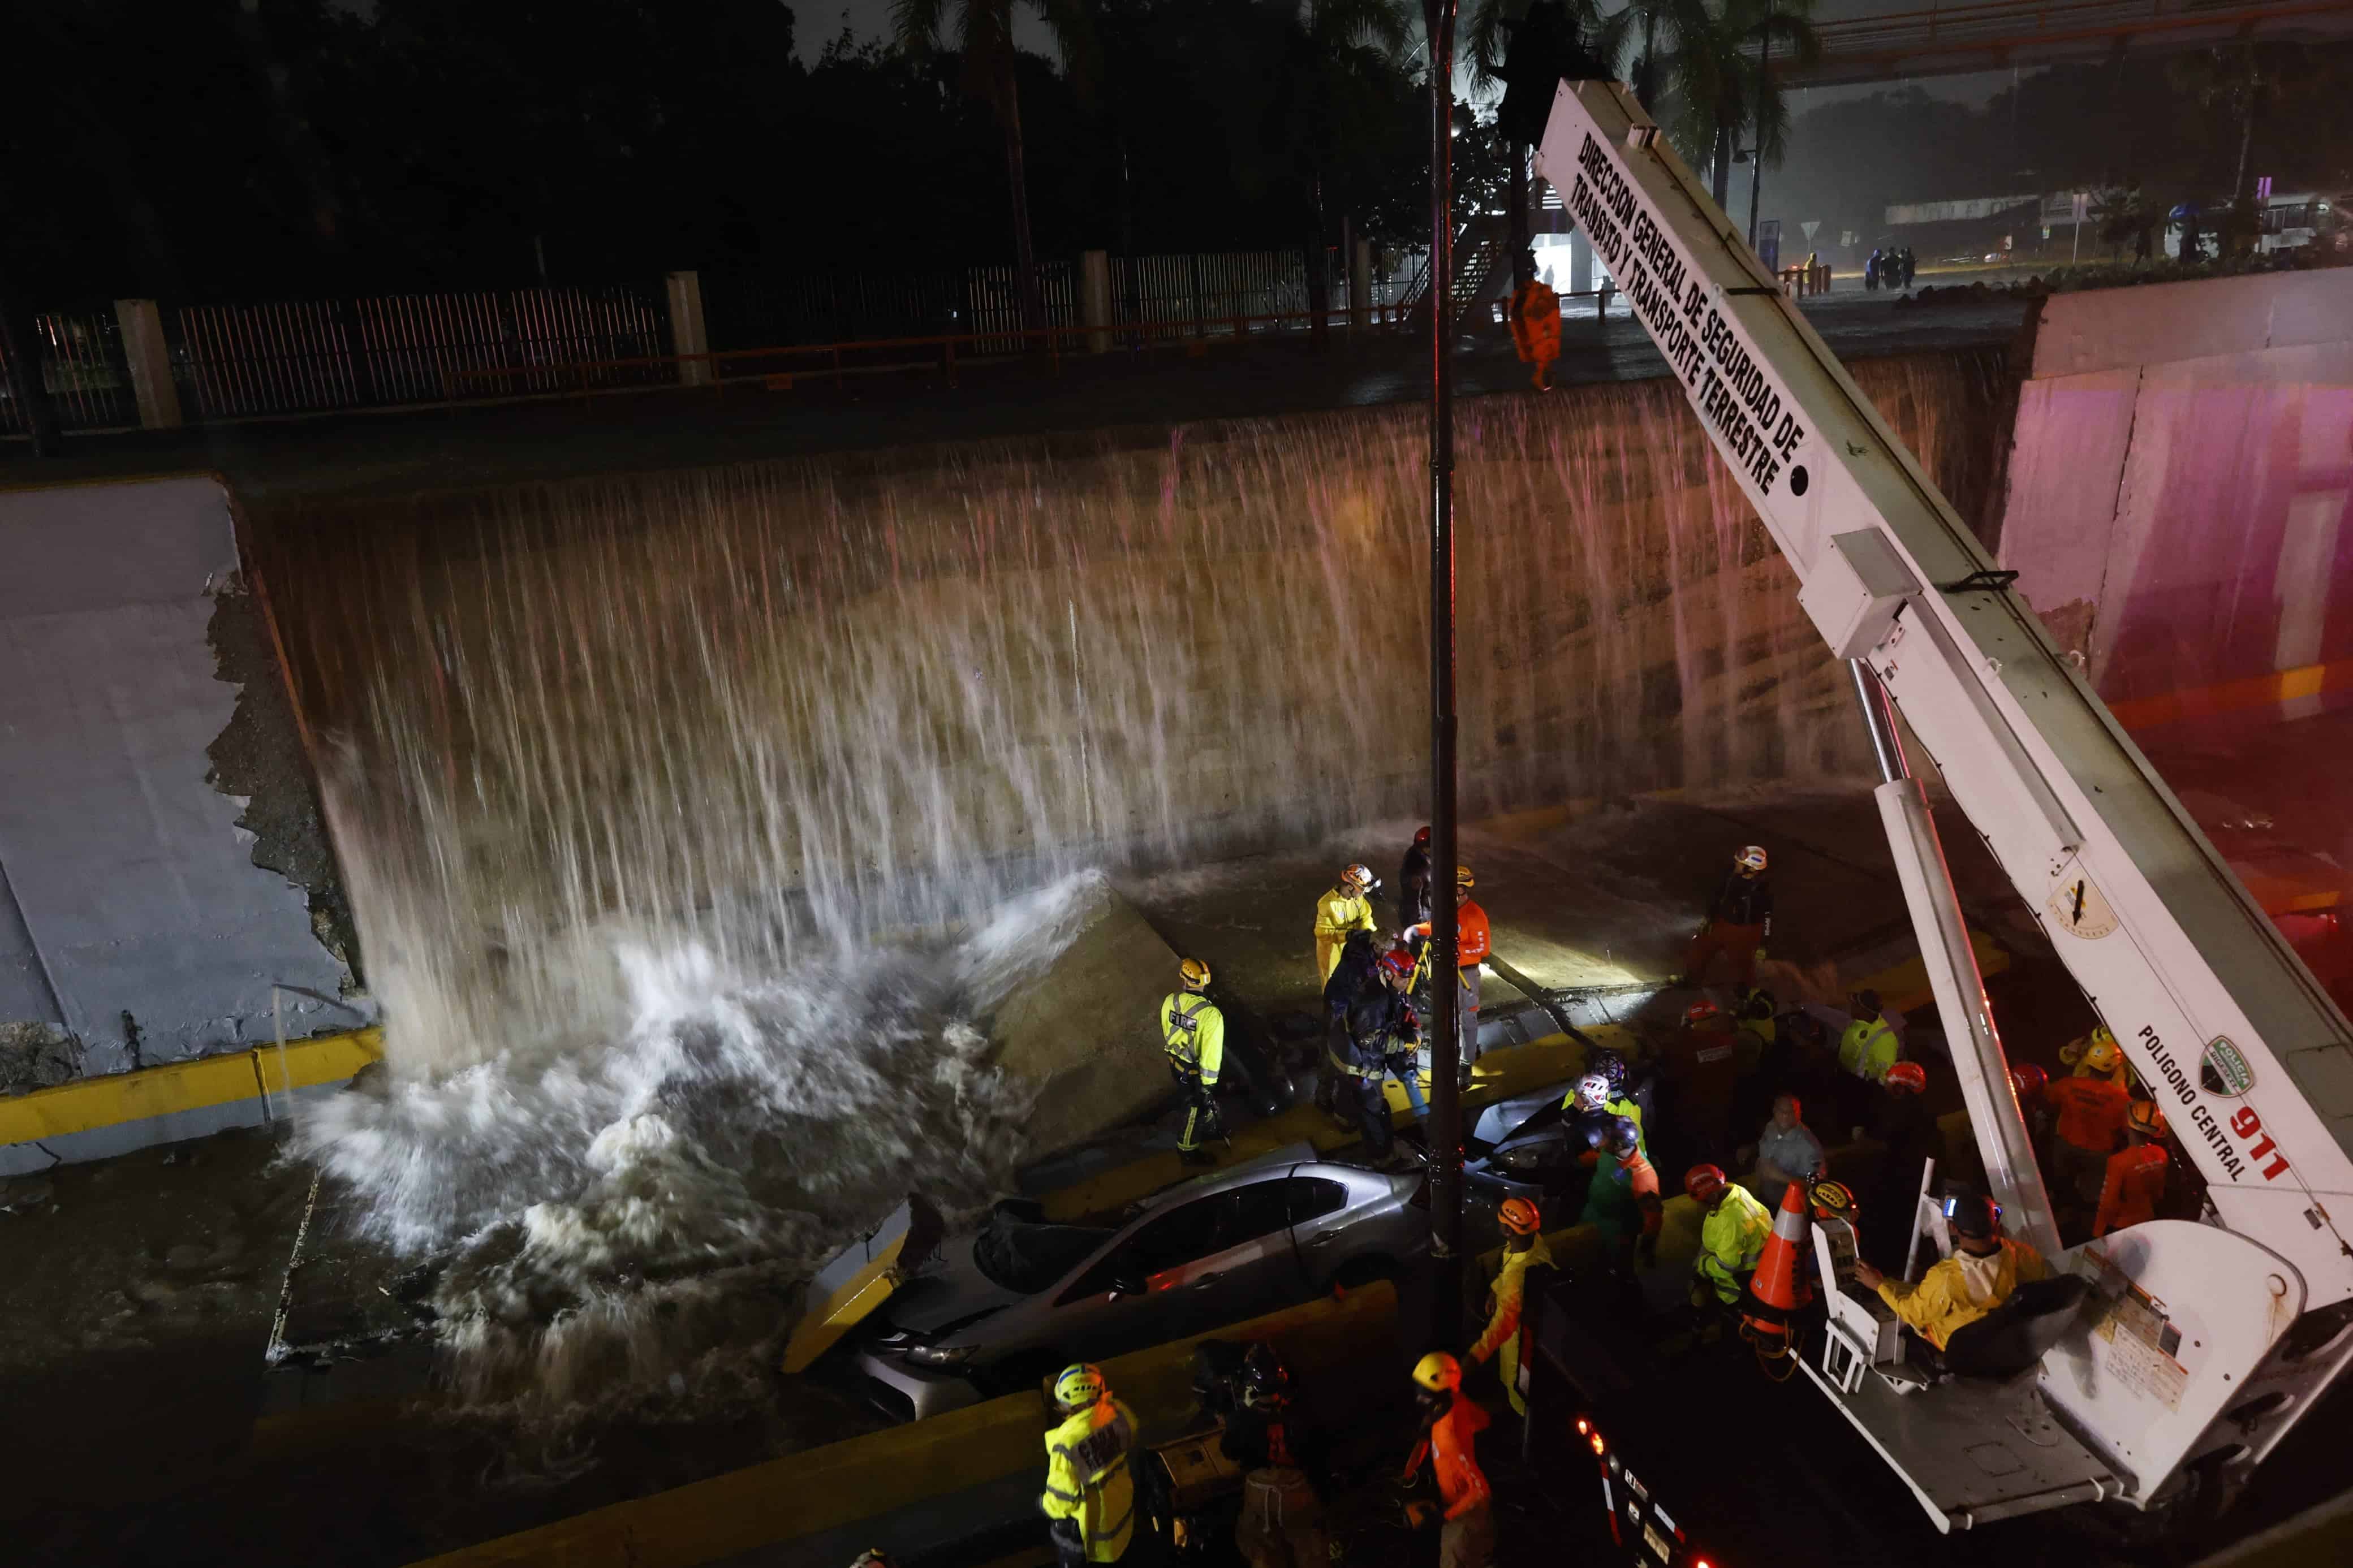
[854,1154,1428,1421]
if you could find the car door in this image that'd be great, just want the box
[1043,1190,1235,1362]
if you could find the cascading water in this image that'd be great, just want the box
[257,349,2005,1427]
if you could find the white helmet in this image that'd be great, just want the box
[1573,1073,1612,1110]
[1735,845,1768,874]
[1341,863,1374,893]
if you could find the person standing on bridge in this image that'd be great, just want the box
[1313,864,1377,987]
[1506,250,1561,391]
[1162,958,1226,1168]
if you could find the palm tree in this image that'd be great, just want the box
[1264,0,1416,326]
[1594,0,1712,114]
[894,0,1094,334]
[1465,0,1602,270]
[1615,0,1816,211]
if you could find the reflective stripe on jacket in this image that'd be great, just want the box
[1040,1397,1139,1561]
[1161,993,1225,1086]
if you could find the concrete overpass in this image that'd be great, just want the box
[1783,0,2353,89]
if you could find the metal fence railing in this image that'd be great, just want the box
[174,284,669,419]
[0,310,139,434]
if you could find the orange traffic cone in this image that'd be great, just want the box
[1742,1180,1814,1366]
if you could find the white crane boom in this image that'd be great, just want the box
[1530,74,2353,1525]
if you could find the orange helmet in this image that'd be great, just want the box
[1885,1061,1927,1094]
[1498,1196,1542,1236]
[2128,1100,2169,1139]
[1684,999,1723,1027]
[1684,1164,1730,1202]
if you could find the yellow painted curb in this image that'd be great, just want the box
[0,1028,381,1146]
[408,1282,1400,1568]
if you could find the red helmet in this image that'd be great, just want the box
[1498,1197,1542,1236]
[1684,999,1723,1027]
[1885,1061,1927,1094]
[1684,1164,1730,1202]
[1378,945,1416,981]
[1414,825,1432,847]
[2009,1063,2049,1102]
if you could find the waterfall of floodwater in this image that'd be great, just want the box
[258,351,2002,1424]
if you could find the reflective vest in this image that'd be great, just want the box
[1161,992,1223,1086]
[1041,1397,1139,1562]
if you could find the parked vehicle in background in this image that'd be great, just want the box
[2255,192,2352,254]
[854,1152,1427,1420]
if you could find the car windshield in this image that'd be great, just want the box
[971,1212,1115,1295]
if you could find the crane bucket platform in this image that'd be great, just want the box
[1516,46,2353,1528]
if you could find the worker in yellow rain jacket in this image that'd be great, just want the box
[1313,864,1377,984]
[1685,1164,1772,1310]
[1506,250,1561,391]
[1468,1196,1553,1415]
[1162,958,1226,1168]
[1852,1191,2047,1351]
[1838,988,1902,1084]
[1041,1363,1140,1566]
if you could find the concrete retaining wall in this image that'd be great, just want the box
[0,476,354,1118]
[1999,269,2353,713]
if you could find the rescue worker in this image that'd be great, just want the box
[1576,1116,1662,1276]
[1657,997,1749,1168]
[2045,1060,2132,1212]
[1319,928,1382,1124]
[1686,1163,1773,1317]
[1377,945,1430,1122]
[1407,865,1489,1081]
[2093,1100,2171,1239]
[1335,947,1419,1166]
[1852,1193,2048,1356]
[1312,865,1377,986]
[1400,825,1434,932]
[1402,1353,1494,1568]
[1561,1055,1647,1156]
[1041,1363,1140,1567]
[1687,845,1772,987]
[1162,958,1225,1167]
[1506,249,1562,392]
[1223,1345,1326,1568]
[1468,1196,1553,1415]
[1741,1092,1826,1206]
[1863,1060,1939,1271]
[2011,1062,2054,1171]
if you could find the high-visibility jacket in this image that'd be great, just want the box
[2095,1144,2169,1237]
[1041,1397,1139,1562]
[1508,279,1561,361]
[1313,887,1376,983]
[1875,1239,2048,1350]
[1407,1393,1493,1519]
[1695,1184,1773,1303]
[1160,992,1224,1087]
[2046,1076,2130,1154]
[1455,900,1492,969]
[1471,1234,1554,1413]
[1838,1014,1899,1082]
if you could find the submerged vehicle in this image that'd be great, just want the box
[853,1153,1427,1420]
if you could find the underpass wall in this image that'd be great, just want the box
[1998,269,2353,718]
[0,477,353,1134]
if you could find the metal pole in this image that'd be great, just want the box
[1424,0,1464,1350]
[1747,21,1770,249]
[1848,661,2062,1260]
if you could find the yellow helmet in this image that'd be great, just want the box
[2082,1035,2122,1076]
[1053,1362,1106,1411]
[1178,957,1212,991]
[1455,865,1476,891]
[1412,1351,1462,1392]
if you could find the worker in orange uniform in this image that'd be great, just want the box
[1469,1197,1553,1415]
[2094,1100,2172,1238]
[1688,845,1772,987]
[1313,865,1377,986]
[1411,865,1490,1082]
[2045,1064,2132,1217]
[1402,1353,1493,1568]
[1506,250,1562,392]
